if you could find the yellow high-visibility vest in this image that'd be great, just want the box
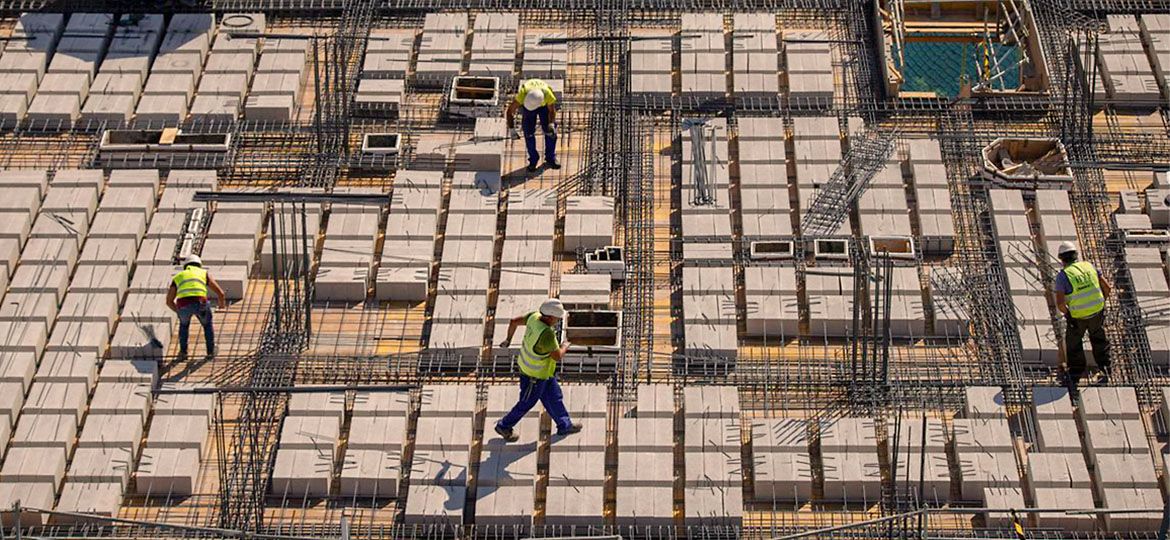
[173,266,209,299]
[517,312,556,379]
[1064,261,1105,319]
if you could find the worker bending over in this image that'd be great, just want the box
[1053,241,1112,385]
[494,298,582,442]
[505,78,561,173]
[166,255,228,359]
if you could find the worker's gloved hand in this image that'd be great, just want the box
[498,339,511,348]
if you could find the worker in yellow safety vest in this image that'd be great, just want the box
[166,255,228,359]
[493,298,582,442]
[505,78,561,173]
[1053,241,1112,386]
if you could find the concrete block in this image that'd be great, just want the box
[35,350,98,387]
[68,444,135,483]
[269,447,333,498]
[243,94,294,121]
[403,484,465,525]
[683,484,743,527]
[0,446,67,484]
[544,485,604,526]
[145,414,209,452]
[136,447,200,496]
[956,450,1019,500]
[0,352,37,392]
[46,318,110,356]
[89,382,152,419]
[77,416,142,453]
[1093,452,1159,489]
[0,319,49,354]
[684,417,740,451]
[820,450,882,502]
[1083,418,1149,459]
[108,322,170,360]
[752,451,812,501]
[347,416,408,449]
[0,93,29,126]
[1032,487,1097,531]
[982,486,1026,526]
[24,380,88,420]
[339,448,401,497]
[474,485,534,527]
[1,288,63,324]
[373,265,429,302]
[417,385,476,417]
[1078,386,1141,420]
[188,93,240,122]
[11,413,77,451]
[1101,487,1164,531]
[950,417,1014,453]
[1028,452,1091,488]
[203,53,255,76]
[614,485,673,526]
[314,265,368,301]
[0,380,23,427]
[153,384,215,417]
[617,447,674,484]
[287,390,346,421]
[1032,386,1074,418]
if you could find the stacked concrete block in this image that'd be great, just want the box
[133,15,215,126]
[955,386,1019,514]
[857,158,912,238]
[806,268,854,337]
[1098,17,1161,103]
[188,15,264,123]
[377,171,441,302]
[356,29,412,114]
[559,273,609,307]
[744,265,798,338]
[545,385,606,525]
[245,36,309,121]
[476,385,537,526]
[0,14,64,127]
[429,185,496,363]
[563,195,614,252]
[467,14,517,83]
[680,13,726,100]
[57,361,156,515]
[259,201,323,275]
[683,386,742,526]
[682,266,737,366]
[79,14,164,126]
[907,139,954,255]
[494,190,554,362]
[1141,14,1170,95]
[405,385,474,525]
[887,415,950,503]
[201,197,264,299]
[990,189,1054,366]
[1126,247,1170,366]
[737,117,791,239]
[751,418,811,501]
[1074,387,1160,530]
[616,384,674,526]
[679,119,733,240]
[0,170,48,282]
[819,417,881,502]
[25,14,114,127]
[416,13,467,88]
[340,390,409,497]
[731,14,779,98]
[1024,386,1095,531]
[784,30,833,104]
[629,36,671,98]
[791,116,848,235]
[268,390,344,498]
[520,32,567,81]
[317,197,382,302]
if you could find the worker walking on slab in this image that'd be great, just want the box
[505,78,561,173]
[1053,241,1112,385]
[166,255,228,359]
[494,298,582,441]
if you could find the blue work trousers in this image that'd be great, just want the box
[496,374,573,433]
[521,105,556,166]
[177,301,215,354]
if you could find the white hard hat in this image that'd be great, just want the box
[522,88,545,111]
[183,254,203,267]
[539,298,565,318]
[1057,241,1078,256]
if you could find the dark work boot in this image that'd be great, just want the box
[495,424,519,443]
[526,163,539,173]
[557,422,583,436]
[545,160,561,170]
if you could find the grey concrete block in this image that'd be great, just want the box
[99,359,158,385]
[0,352,37,392]
[1032,386,1074,418]
[820,450,883,502]
[339,448,401,497]
[314,265,369,301]
[108,321,171,360]
[203,52,255,77]
[11,413,77,451]
[243,94,295,121]
[956,450,1018,500]
[54,481,125,517]
[952,417,1014,453]
[404,484,465,525]
[1083,418,1149,460]
[1028,452,1091,488]
[35,349,98,388]
[89,382,152,419]
[1101,487,1164,531]
[683,484,743,527]
[269,447,333,497]
[0,292,59,327]
[136,446,200,495]
[614,485,672,526]
[77,415,142,453]
[188,93,240,122]
[0,446,67,484]
[348,416,407,449]
[134,93,188,124]
[145,414,209,452]
[1078,386,1141,420]
[287,390,346,421]
[374,265,429,302]
[153,384,215,417]
[0,318,49,354]
[1032,487,1096,531]
[0,93,29,126]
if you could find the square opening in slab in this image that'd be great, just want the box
[100,129,231,153]
[750,240,794,260]
[449,76,500,105]
[564,310,621,347]
[981,138,1073,187]
[813,239,850,260]
[361,133,401,155]
[868,236,916,259]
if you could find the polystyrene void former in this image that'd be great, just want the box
[749,240,794,260]
[446,76,499,119]
[584,246,624,280]
[99,129,231,168]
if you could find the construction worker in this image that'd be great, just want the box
[505,78,560,173]
[493,298,582,441]
[165,255,228,359]
[1053,241,1112,385]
